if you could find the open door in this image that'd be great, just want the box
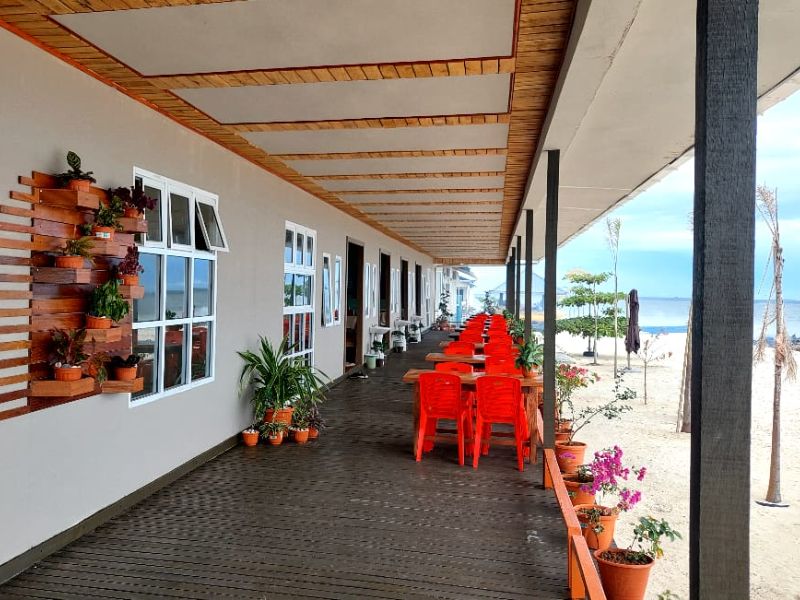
[415,264,422,317]
[379,252,391,327]
[344,240,364,372]
[401,259,409,320]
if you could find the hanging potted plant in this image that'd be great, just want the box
[595,517,681,600]
[574,446,646,550]
[55,236,94,269]
[263,421,288,446]
[56,151,96,192]
[86,278,130,330]
[90,193,124,240]
[117,245,144,286]
[515,338,543,377]
[242,426,259,447]
[49,328,88,381]
[110,185,157,219]
[563,463,596,507]
[110,354,141,381]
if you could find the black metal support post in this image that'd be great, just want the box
[505,257,514,313]
[542,150,559,452]
[508,247,516,315]
[691,1,757,598]
[524,210,533,340]
[515,236,522,319]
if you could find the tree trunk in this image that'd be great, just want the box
[766,240,783,504]
[677,305,692,433]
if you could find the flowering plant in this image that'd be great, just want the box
[578,446,646,533]
[556,363,598,418]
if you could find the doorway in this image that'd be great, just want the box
[415,264,422,318]
[344,240,364,372]
[401,259,409,320]
[379,252,391,327]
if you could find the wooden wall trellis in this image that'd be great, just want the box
[0,171,145,421]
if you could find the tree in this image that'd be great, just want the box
[637,332,671,404]
[556,270,626,364]
[754,185,797,506]
[437,289,452,328]
[481,290,497,315]
[606,218,622,376]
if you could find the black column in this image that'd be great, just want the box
[542,150,559,451]
[515,235,522,319]
[691,1,757,598]
[508,247,516,316]
[524,210,533,340]
[505,257,514,313]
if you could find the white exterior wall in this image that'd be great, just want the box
[0,28,433,565]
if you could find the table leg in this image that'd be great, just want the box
[412,382,420,457]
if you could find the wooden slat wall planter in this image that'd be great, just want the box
[0,171,141,421]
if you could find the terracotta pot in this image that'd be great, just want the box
[268,433,284,446]
[522,367,533,378]
[265,407,294,426]
[555,440,586,473]
[114,366,138,381]
[55,255,85,269]
[294,428,310,444]
[92,225,115,240]
[54,366,82,382]
[594,549,654,600]
[308,427,319,439]
[67,179,92,192]
[563,476,596,506]
[86,315,112,330]
[555,430,572,443]
[242,430,259,447]
[123,207,143,219]
[576,504,618,550]
[120,274,139,286]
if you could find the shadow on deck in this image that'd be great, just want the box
[1,331,568,599]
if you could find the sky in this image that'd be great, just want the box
[471,90,800,301]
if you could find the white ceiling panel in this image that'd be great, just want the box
[319,176,504,192]
[341,191,504,203]
[241,124,510,154]
[174,75,511,124]
[289,155,506,176]
[55,0,515,76]
[360,204,501,214]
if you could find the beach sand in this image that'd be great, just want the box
[556,331,800,600]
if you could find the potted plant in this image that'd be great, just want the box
[308,406,325,439]
[85,350,110,384]
[262,420,287,446]
[595,517,681,600]
[87,278,130,330]
[291,404,311,444]
[50,328,88,381]
[564,463,596,507]
[110,185,157,219]
[91,193,124,240]
[509,318,525,344]
[117,245,144,286]
[56,151,95,192]
[238,336,326,428]
[552,364,599,471]
[515,338,543,377]
[574,446,647,550]
[110,354,141,381]
[242,426,259,447]
[55,236,94,269]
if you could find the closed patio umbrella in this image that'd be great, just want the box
[625,289,640,369]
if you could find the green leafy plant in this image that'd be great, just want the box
[515,338,543,372]
[50,328,88,367]
[371,340,386,355]
[86,350,110,384]
[481,291,497,315]
[566,375,634,442]
[110,354,141,369]
[88,279,130,322]
[238,336,327,422]
[93,194,124,229]
[437,289,452,325]
[260,420,288,438]
[291,403,311,429]
[56,151,95,185]
[308,406,326,431]
[61,236,94,259]
[508,317,525,340]
[620,517,682,564]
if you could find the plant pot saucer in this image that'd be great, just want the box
[755,500,790,508]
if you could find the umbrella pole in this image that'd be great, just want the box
[626,297,631,370]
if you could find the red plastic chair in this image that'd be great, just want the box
[473,376,528,471]
[435,361,473,374]
[416,372,472,466]
[459,331,484,343]
[483,342,515,357]
[444,341,475,356]
[485,355,522,375]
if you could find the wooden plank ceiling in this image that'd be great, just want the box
[0,0,575,264]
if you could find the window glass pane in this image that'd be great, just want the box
[164,325,185,390]
[306,235,313,267]
[284,273,294,307]
[295,233,304,266]
[194,211,210,252]
[191,323,211,381]
[304,276,312,307]
[134,253,160,323]
[284,229,293,263]
[144,185,163,243]
[133,327,159,400]
[170,192,191,246]
[294,274,307,306]
[166,256,188,319]
[304,312,312,350]
[283,315,291,343]
[294,316,302,352]
[193,259,212,317]
[198,202,226,249]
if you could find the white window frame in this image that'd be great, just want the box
[321,252,333,327]
[333,255,343,326]
[195,193,230,253]
[371,263,378,318]
[284,221,316,363]
[131,167,220,407]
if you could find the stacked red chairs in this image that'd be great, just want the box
[416,372,472,466]
[485,355,522,376]
[473,376,529,472]
[459,330,484,343]
[444,341,475,356]
[483,341,516,357]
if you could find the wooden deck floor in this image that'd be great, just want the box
[1,331,568,600]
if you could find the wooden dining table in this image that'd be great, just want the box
[438,341,520,351]
[424,352,487,365]
[402,368,543,461]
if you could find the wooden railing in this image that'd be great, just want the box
[543,448,607,600]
